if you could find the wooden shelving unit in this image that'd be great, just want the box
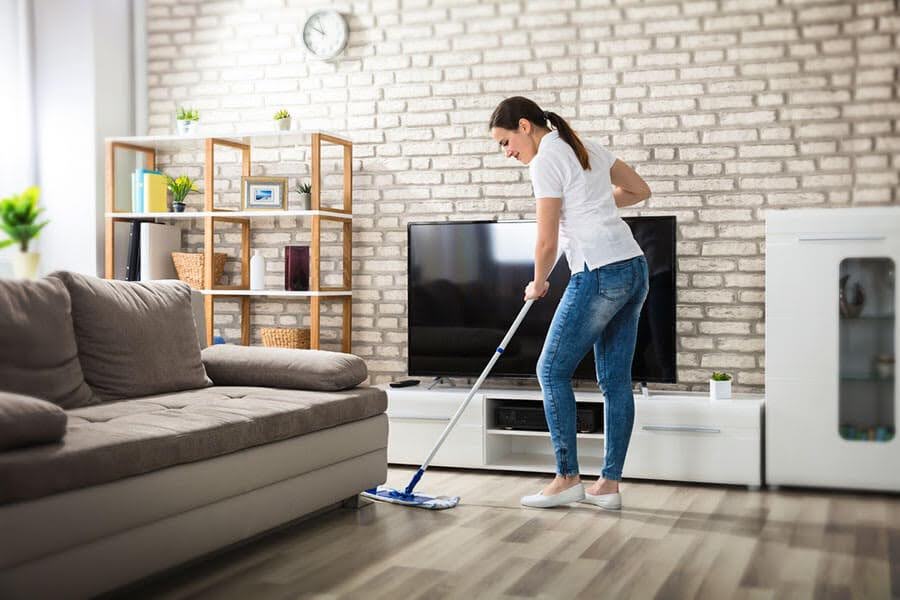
[104,130,353,352]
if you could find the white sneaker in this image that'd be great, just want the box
[579,491,622,510]
[520,483,585,508]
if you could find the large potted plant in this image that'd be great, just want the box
[0,186,49,279]
[165,174,198,212]
[175,107,199,135]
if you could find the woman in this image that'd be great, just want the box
[489,96,651,510]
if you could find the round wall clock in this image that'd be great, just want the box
[301,10,349,61]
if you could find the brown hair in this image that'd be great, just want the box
[488,96,590,170]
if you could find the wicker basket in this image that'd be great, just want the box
[261,327,311,349]
[171,252,227,289]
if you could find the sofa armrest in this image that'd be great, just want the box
[200,345,367,391]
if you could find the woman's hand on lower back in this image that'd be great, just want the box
[524,280,550,301]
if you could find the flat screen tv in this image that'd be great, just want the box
[408,217,677,383]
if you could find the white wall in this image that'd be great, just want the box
[0,0,35,276]
[31,0,133,277]
[145,0,900,390]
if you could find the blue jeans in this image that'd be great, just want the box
[536,255,649,480]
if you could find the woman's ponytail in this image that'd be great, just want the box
[545,111,590,171]
[489,97,591,171]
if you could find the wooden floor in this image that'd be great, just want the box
[121,466,899,600]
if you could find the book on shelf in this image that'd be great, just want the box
[125,221,141,281]
[139,223,181,280]
[131,168,164,213]
[144,172,167,212]
[113,222,131,279]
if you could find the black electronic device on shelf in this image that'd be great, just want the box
[494,401,602,434]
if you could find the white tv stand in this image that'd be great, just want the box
[381,384,764,488]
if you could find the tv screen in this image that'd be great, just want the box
[408,217,677,383]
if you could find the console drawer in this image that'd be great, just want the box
[387,420,483,467]
[634,398,761,431]
[387,391,482,426]
[624,427,761,486]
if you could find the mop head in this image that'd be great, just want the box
[361,486,460,510]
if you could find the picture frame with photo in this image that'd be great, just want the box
[241,176,287,210]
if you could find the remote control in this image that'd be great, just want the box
[389,379,421,388]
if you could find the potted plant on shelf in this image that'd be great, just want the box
[166,174,198,212]
[0,186,49,279]
[709,371,733,402]
[295,181,312,210]
[274,109,291,131]
[175,107,199,135]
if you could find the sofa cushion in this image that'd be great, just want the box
[0,392,68,451]
[0,385,387,504]
[0,277,96,408]
[201,345,367,391]
[49,272,209,402]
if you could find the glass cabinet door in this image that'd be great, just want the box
[839,257,895,442]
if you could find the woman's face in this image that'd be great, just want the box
[491,118,539,165]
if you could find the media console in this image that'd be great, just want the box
[381,385,764,488]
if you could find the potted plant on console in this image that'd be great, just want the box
[166,175,198,213]
[709,371,732,402]
[0,186,49,279]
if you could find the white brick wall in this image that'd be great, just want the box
[146,0,900,392]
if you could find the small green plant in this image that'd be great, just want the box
[273,109,291,121]
[0,186,48,252]
[295,181,312,194]
[176,107,199,121]
[166,174,198,204]
[711,372,732,381]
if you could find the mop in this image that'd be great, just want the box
[362,297,539,510]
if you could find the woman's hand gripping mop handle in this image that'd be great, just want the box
[403,251,563,496]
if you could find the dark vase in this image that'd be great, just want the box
[285,245,310,291]
[839,274,865,318]
[172,202,186,213]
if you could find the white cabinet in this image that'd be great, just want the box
[766,208,899,491]
[383,385,763,487]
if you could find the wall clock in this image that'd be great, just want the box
[301,10,349,61]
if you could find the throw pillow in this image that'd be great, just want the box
[49,272,209,402]
[0,277,96,408]
[0,391,68,451]
[201,345,368,391]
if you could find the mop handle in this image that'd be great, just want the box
[420,298,535,470]
[403,299,536,495]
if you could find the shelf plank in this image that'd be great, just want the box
[105,209,352,220]
[105,129,351,152]
[201,289,352,297]
[485,452,605,473]
[486,428,604,440]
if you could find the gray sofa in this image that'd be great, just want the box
[0,273,388,599]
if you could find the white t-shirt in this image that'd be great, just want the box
[529,130,643,272]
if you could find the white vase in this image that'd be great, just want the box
[13,251,40,279]
[250,250,265,290]
[176,119,196,135]
[276,117,291,131]
[709,379,732,402]
[298,192,311,210]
